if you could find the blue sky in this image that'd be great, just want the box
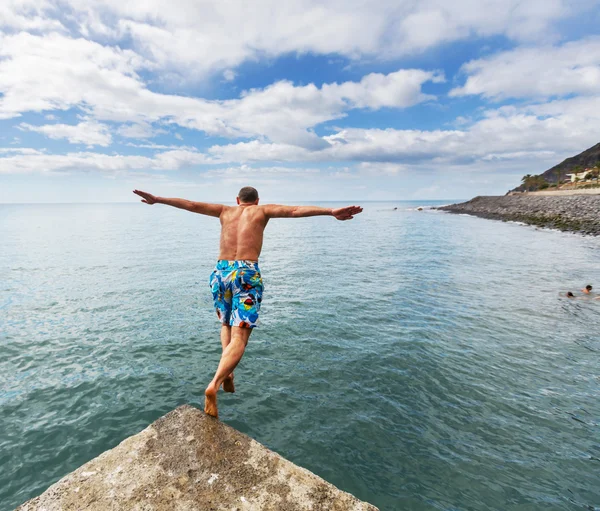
[1,1,600,203]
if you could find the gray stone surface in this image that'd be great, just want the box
[438,195,600,235]
[15,405,378,511]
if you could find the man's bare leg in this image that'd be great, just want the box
[205,326,252,418]
[220,325,235,393]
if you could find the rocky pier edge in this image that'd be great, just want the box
[437,195,600,236]
[15,405,378,511]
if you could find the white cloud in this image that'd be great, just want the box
[208,94,600,166]
[117,122,165,139]
[0,0,65,31]
[357,162,409,175]
[207,70,441,147]
[323,69,444,109]
[4,92,600,176]
[1,0,589,80]
[0,31,440,146]
[0,32,152,120]
[451,38,600,99]
[201,164,322,188]
[19,120,113,146]
[96,2,587,72]
[126,142,195,150]
[388,0,569,54]
[223,70,236,82]
[0,148,206,174]
[0,147,43,155]
[2,0,599,197]
[527,94,600,120]
[208,141,313,162]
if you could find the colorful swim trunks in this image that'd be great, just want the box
[209,260,264,328]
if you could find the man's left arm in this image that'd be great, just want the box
[133,190,225,217]
[263,204,362,220]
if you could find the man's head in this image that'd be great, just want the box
[567,292,575,298]
[583,284,593,293]
[237,186,259,205]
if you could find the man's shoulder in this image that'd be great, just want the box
[256,204,276,213]
[224,204,267,219]
[259,203,285,212]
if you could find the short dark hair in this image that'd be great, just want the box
[586,285,593,291]
[567,292,574,297]
[238,186,258,203]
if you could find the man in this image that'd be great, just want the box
[582,285,593,294]
[133,187,362,418]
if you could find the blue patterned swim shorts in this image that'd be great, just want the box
[209,260,264,328]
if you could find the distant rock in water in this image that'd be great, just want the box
[438,195,600,236]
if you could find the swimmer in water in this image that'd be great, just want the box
[582,284,593,294]
[567,292,575,298]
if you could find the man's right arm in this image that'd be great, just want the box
[133,190,225,217]
[263,204,362,221]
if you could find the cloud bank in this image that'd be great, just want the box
[1,0,600,200]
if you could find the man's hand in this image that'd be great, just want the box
[133,189,158,205]
[332,205,363,221]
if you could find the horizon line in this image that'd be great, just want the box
[0,199,465,205]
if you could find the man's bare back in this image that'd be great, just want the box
[133,186,362,418]
[218,205,267,261]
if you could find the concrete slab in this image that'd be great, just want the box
[15,405,378,511]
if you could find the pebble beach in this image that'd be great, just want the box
[438,194,600,235]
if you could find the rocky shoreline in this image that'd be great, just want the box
[438,195,600,236]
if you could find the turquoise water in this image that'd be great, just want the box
[1,202,599,511]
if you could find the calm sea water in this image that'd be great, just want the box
[1,202,599,511]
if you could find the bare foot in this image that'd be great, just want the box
[223,373,235,393]
[204,385,218,418]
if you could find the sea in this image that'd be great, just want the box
[1,201,599,511]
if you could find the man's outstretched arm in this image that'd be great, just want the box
[133,190,225,217]
[263,204,363,221]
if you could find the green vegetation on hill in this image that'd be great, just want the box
[520,174,550,191]
[513,142,600,192]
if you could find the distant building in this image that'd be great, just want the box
[565,169,593,182]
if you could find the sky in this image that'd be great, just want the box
[1,0,600,203]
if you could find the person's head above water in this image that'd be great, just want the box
[237,186,259,205]
[567,292,575,298]
[583,284,593,294]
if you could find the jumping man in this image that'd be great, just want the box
[133,187,363,418]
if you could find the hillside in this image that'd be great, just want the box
[513,142,600,191]
[542,142,600,183]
